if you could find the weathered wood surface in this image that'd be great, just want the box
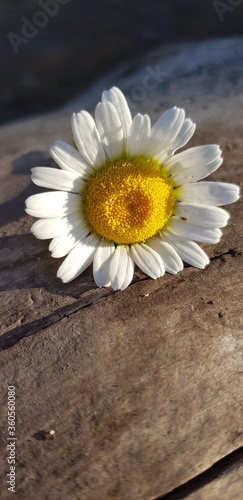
[0,39,243,499]
[186,452,243,500]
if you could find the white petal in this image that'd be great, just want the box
[167,217,222,244]
[175,182,240,206]
[167,145,222,185]
[93,240,115,288]
[143,107,185,161]
[71,111,106,167]
[126,114,151,156]
[57,233,100,283]
[168,118,196,155]
[50,140,93,178]
[31,167,84,193]
[162,231,210,269]
[30,213,88,239]
[130,243,165,279]
[49,224,90,258]
[101,87,132,140]
[147,236,183,274]
[95,101,123,159]
[109,245,134,290]
[25,192,81,218]
[167,145,221,172]
[175,202,230,228]
[31,218,67,239]
[119,251,135,290]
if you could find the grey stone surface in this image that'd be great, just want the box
[0,38,243,499]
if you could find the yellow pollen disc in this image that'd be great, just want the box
[83,158,173,244]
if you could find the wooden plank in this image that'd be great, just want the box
[186,455,243,500]
[0,39,243,499]
[0,254,242,499]
[1,39,243,345]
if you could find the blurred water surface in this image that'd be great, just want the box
[0,0,242,124]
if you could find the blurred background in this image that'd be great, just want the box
[1,0,242,125]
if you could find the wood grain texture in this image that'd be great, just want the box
[1,262,242,499]
[0,39,243,499]
[186,455,243,500]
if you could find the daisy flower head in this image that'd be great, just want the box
[26,87,240,290]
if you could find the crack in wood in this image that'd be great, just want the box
[210,248,242,260]
[0,248,241,352]
[156,447,243,499]
[0,288,113,351]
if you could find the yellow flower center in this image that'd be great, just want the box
[83,157,173,244]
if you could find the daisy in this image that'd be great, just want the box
[25,87,240,290]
